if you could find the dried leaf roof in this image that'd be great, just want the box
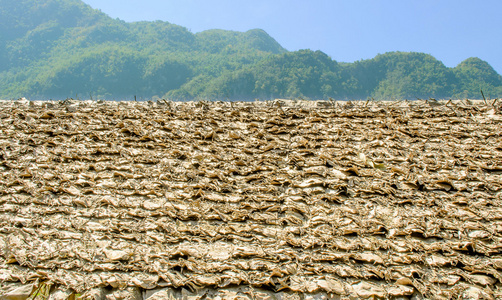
[0,99,501,299]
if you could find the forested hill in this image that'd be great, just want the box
[1,0,501,100]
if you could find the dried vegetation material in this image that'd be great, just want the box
[0,99,501,299]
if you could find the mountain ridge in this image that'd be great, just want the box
[0,0,501,100]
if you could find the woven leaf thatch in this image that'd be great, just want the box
[0,99,501,299]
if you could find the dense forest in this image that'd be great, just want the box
[1,0,501,100]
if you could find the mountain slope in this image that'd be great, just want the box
[0,0,109,71]
[167,50,352,100]
[453,57,502,98]
[168,51,501,100]
[0,0,286,99]
[349,52,457,100]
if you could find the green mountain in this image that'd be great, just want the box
[1,0,501,100]
[347,52,458,100]
[452,57,502,99]
[0,0,285,99]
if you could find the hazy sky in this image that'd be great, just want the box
[81,0,502,74]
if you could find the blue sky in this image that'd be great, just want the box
[81,0,502,74]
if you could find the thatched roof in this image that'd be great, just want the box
[0,99,501,299]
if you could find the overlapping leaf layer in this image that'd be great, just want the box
[0,99,501,299]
